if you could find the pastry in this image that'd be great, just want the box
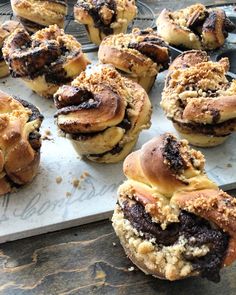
[74,0,137,45]
[0,20,22,78]
[2,25,90,98]
[156,3,235,50]
[112,133,236,282]
[11,0,68,33]
[98,28,170,92]
[54,65,152,163]
[0,90,43,195]
[161,50,236,147]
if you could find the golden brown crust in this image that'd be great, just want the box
[98,28,170,92]
[54,65,152,163]
[168,50,209,72]
[2,25,90,98]
[156,4,235,50]
[161,50,236,147]
[0,90,43,195]
[11,0,67,32]
[124,133,216,197]
[172,189,236,237]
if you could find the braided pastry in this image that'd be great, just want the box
[54,65,152,163]
[156,3,235,50]
[0,91,43,195]
[0,20,23,78]
[2,25,90,98]
[161,50,236,147]
[112,133,236,282]
[11,0,68,33]
[74,0,137,45]
[98,28,170,92]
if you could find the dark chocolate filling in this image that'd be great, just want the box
[161,134,187,173]
[0,48,4,62]
[89,143,123,158]
[13,97,44,151]
[18,17,46,32]
[76,0,117,35]
[122,201,229,282]
[173,118,236,137]
[7,29,80,83]
[128,35,170,70]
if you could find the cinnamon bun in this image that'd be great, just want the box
[2,25,90,98]
[11,0,68,33]
[74,0,137,45]
[98,28,170,92]
[0,90,43,195]
[112,133,236,282]
[161,50,236,147]
[54,65,152,163]
[0,20,22,78]
[156,3,235,50]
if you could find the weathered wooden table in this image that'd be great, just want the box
[1,0,236,294]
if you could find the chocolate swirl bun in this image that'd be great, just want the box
[2,25,90,98]
[161,50,236,147]
[0,20,23,78]
[54,65,152,163]
[74,0,137,45]
[0,91,43,195]
[11,0,68,33]
[112,133,236,282]
[156,3,235,50]
[98,28,170,93]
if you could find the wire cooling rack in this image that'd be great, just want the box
[0,0,155,52]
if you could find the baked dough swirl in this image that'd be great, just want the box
[161,50,236,147]
[112,133,236,282]
[156,3,235,50]
[98,28,170,92]
[2,25,90,98]
[54,65,152,163]
[0,90,43,195]
[11,0,68,33]
[0,20,23,78]
[74,0,137,45]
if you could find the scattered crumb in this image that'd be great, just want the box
[42,129,53,141]
[227,163,232,168]
[45,129,51,136]
[66,192,72,197]
[56,176,62,184]
[112,242,116,246]
[72,178,80,188]
[128,267,135,272]
[80,171,90,179]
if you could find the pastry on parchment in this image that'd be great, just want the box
[112,133,236,282]
[54,65,152,163]
[11,0,68,33]
[74,0,137,45]
[156,3,235,50]
[0,20,22,78]
[0,90,43,195]
[2,25,90,98]
[98,28,170,92]
[161,50,236,147]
